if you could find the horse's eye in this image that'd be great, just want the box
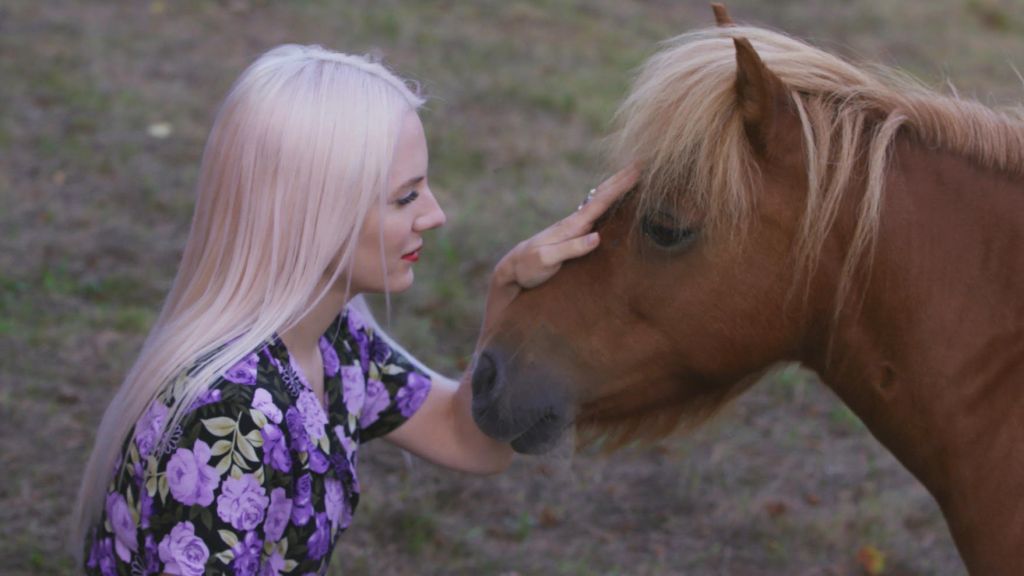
[641,213,696,249]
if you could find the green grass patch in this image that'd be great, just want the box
[76,273,156,305]
[389,509,440,556]
[106,304,157,334]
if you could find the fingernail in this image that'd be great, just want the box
[588,232,600,246]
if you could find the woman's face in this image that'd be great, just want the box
[349,110,446,294]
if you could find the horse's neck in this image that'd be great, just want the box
[807,137,1024,573]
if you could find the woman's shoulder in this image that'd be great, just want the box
[316,302,380,367]
[323,303,364,345]
[143,340,296,432]
[129,341,293,481]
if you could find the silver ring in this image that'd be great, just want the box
[577,188,597,211]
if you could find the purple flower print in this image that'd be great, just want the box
[159,424,184,458]
[87,535,116,576]
[296,472,313,499]
[143,534,160,575]
[259,550,286,576]
[285,407,310,453]
[295,389,327,443]
[370,335,391,364]
[132,459,146,492]
[306,512,331,561]
[158,521,209,576]
[286,353,312,388]
[346,307,367,334]
[230,531,263,576]
[251,388,283,424]
[266,353,302,399]
[333,425,358,462]
[224,352,259,385]
[134,400,168,458]
[359,379,389,429]
[324,478,345,526]
[356,338,370,374]
[328,453,352,485]
[263,487,292,542]
[290,473,313,526]
[261,423,291,473]
[216,474,269,532]
[396,371,431,418]
[166,440,219,507]
[340,365,365,415]
[188,388,222,412]
[105,491,137,561]
[308,446,330,474]
[347,312,371,374]
[319,336,340,377]
[139,487,154,529]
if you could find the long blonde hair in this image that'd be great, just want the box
[71,44,424,560]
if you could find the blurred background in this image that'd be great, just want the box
[2,0,1022,574]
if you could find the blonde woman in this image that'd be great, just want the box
[72,44,637,575]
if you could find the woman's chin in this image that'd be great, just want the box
[357,269,415,295]
[388,270,415,293]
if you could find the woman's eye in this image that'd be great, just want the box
[396,190,419,206]
[641,213,696,249]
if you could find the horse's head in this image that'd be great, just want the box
[472,24,856,453]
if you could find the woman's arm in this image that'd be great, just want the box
[385,165,640,473]
[385,370,511,474]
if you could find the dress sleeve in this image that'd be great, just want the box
[354,321,433,443]
[134,383,296,575]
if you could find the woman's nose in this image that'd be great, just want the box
[414,188,446,231]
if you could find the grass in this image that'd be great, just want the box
[4,0,1020,574]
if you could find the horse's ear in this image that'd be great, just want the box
[733,37,789,156]
[711,3,735,27]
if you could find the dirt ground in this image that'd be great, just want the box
[3,0,1022,574]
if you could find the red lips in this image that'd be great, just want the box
[401,249,420,262]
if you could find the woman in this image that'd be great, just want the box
[72,44,637,575]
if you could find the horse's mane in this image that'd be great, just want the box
[589,25,1024,448]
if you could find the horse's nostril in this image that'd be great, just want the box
[471,351,500,401]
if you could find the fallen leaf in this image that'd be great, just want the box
[538,506,560,528]
[763,499,788,518]
[856,544,886,575]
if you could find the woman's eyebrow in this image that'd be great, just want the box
[392,175,424,194]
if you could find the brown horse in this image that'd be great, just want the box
[470,6,1024,574]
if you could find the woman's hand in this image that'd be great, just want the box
[483,164,641,330]
[493,164,640,290]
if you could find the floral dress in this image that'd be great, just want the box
[84,305,432,576]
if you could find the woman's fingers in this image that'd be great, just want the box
[495,163,642,291]
[537,232,599,267]
[551,163,641,240]
[577,162,641,220]
[559,231,601,261]
[518,232,599,289]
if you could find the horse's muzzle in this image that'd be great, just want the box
[470,348,573,454]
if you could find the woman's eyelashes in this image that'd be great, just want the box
[395,189,420,206]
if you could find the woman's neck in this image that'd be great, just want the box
[279,287,352,355]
